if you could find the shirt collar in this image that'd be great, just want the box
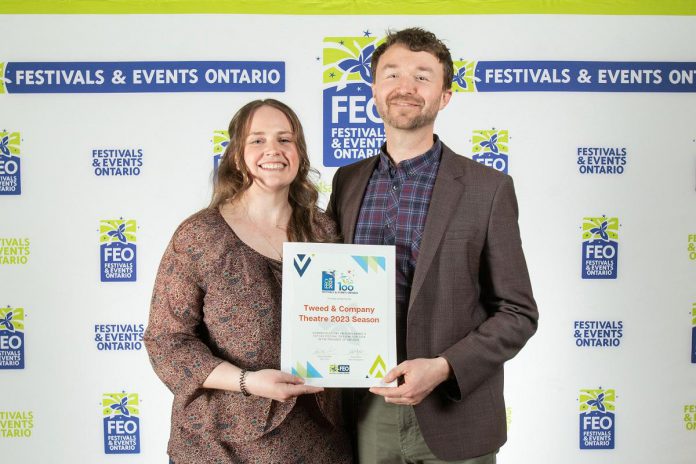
[378,135,442,176]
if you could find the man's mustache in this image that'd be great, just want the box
[387,94,424,106]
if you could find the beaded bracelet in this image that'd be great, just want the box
[239,369,251,396]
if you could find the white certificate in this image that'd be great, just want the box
[281,242,396,388]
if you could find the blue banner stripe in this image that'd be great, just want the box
[474,61,696,92]
[4,61,285,93]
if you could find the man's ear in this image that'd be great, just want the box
[440,89,453,110]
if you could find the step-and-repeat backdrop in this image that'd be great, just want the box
[1,2,695,462]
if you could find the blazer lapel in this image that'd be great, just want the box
[409,145,466,308]
[341,157,379,242]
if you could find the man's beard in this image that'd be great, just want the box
[378,94,439,130]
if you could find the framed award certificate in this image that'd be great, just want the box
[281,242,396,388]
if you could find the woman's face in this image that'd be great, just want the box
[242,105,300,194]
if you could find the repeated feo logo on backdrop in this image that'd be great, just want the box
[94,324,144,351]
[472,130,509,173]
[582,216,619,279]
[0,306,24,369]
[577,147,627,174]
[0,411,33,438]
[574,320,623,347]
[102,392,140,454]
[99,219,137,282]
[92,148,143,176]
[212,130,229,174]
[579,388,615,449]
[0,131,21,195]
[0,237,30,265]
[452,61,478,93]
[322,34,386,167]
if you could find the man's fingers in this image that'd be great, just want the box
[370,385,406,398]
[383,363,407,383]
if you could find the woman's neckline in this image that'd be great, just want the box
[215,207,284,264]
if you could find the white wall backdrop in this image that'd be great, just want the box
[1,7,696,463]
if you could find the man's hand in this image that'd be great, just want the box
[369,357,452,406]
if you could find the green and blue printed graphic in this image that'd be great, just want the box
[321,269,355,293]
[452,61,478,93]
[323,35,386,167]
[102,392,140,454]
[292,361,323,379]
[212,130,229,174]
[582,216,619,279]
[691,303,696,364]
[100,219,137,282]
[0,131,21,195]
[472,130,509,173]
[0,307,24,369]
[579,388,615,449]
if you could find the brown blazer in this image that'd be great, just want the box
[326,143,538,461]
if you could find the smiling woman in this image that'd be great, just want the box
[144,100,348,463]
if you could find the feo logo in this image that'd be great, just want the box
[102,392,140,454]
[322,33,386,167]
[472,130,509,173]
[0,131,21,195]
[452,61,478,93]
[100,219,137,282]
[582,216,619,279]
[579,388,615,449]
[212,130,229,174]
[0,306,24,369]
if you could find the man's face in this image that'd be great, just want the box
[372,44,452,131]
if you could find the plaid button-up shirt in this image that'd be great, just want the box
[354,137,441,361]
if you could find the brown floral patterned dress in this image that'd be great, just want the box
[145,208,352,464]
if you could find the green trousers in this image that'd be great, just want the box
[357,393,497,464]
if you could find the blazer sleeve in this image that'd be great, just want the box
[144,222,225,397]
[441,176,538,400]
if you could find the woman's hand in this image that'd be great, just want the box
[245,369,323,402]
